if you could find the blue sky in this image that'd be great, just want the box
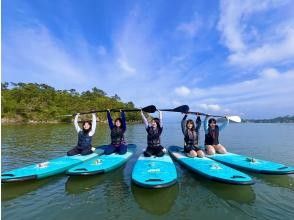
[2,0,294,119]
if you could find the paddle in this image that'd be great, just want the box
[58,105,157,117]
[159,105,190,113]
[188,111,241,123]
[111,105,157,113]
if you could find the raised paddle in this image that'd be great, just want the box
[188,111,241,123]
[58,105,157,117]
[111,105,157,113]
[160,105,190,113]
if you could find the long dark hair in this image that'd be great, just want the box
[186,119,195,131]
[114,118,123,128]
[152,117,160,128]
[82,121,92,133]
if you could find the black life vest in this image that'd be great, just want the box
[205,126,219,145]
[184,129,198,146]
[77,131,92,148]
[111,127,125,145]
[147,126,162,147]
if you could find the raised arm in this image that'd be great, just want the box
[195,116,201,131]
[141,110,148,128]
[121,110,126,131]
[219,117,229,131]
[204,116,209,134]
[74,113,81,133]
[88,113,97,136]
[159,110,163,128]
[107,110,114,129]
[181,114,187,135]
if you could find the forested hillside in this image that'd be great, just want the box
[1,82,140,123]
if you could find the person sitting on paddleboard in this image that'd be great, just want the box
[104,109,127,155]
[141,109,165,157]
[181,114,204,158]
[204,116,228,155]
[67,113,96,156]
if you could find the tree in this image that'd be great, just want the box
[1,82,9,90]
[112,94,121,101]
[92,87,107,96]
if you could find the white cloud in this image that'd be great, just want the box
[117,58,136,74]
[177,15,202,38]
[199,103,221,111]
[175,86,191,96]
[3,25,89,85]
[218,0,294,67]
[179,68,294,118]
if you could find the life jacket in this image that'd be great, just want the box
[147,126,162,147]
[111,127,125,145]
[77,131,92,148]
[205,125,219,145]
[184,129,198,146]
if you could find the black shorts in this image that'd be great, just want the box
[184,145,201,153]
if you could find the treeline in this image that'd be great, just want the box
[243,115,294,123]
[1,82,141,123]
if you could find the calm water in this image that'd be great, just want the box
[1,122,294,220]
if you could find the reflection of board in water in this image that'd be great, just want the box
[2,175,62,201]
[200,180,256,204]
[251,173,294,190]
[131,184,179,215]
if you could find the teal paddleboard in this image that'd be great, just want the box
[131,153,178,188]
[66,144,137,175]
[1,148,105,183]
[208,152,294,175]
[168,146,254,185]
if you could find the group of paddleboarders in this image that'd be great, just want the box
[67,110,229,158]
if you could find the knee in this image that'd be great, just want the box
[190,150,197,157]
[197,150,205,158]
[217,145,227,154]
[206,146,215,155]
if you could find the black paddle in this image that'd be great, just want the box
[160,105,190,113]
[59,105,157,117]
[112,105,157,113]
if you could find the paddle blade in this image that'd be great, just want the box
[172,105,190,113]
[160,105,189,113]
[227,115,241,123]
[142,105,157,113]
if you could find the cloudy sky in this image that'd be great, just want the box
[2,0,294,118]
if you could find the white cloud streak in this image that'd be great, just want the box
[218,0,294,67]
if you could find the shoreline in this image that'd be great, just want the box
[1,118,143,125]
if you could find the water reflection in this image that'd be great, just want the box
[132,183,179,215]
[1,176,63,201]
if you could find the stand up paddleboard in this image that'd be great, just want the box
[208,152,294,175]
[1,147,105,183]
[168,146,254,185]
[66,144,137,175]
[132,153,178,188]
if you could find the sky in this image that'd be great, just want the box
[2,0,294,119]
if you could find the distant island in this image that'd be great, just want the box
[1,82,141,123]
[243,115,294,123]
